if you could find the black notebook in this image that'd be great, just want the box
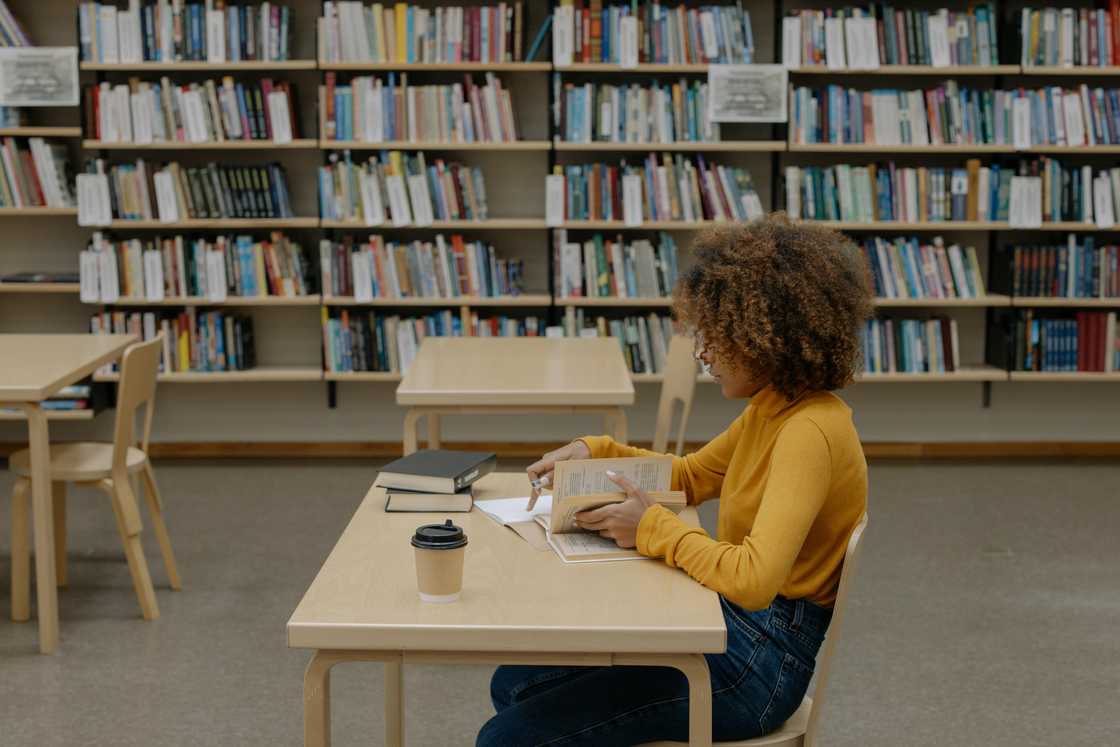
[384,487,474,513]
[374,449,496,494]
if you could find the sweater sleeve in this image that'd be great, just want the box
[580,411,744,505]
[635,417,833,610]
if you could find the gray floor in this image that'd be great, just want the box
[0,459,1118,746]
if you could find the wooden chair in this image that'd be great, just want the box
[9,337,180,624]
[639,513,869,747]
[651,335,699,455]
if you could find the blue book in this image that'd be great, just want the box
[525,14,553,62]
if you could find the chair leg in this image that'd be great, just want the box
[52,482,67,588]
[140,463,181,591]
[11,477,30,622]
[99,479,159,621]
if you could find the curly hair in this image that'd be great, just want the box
[674,214,873,400]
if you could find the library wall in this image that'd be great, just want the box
[2,0,1120,449]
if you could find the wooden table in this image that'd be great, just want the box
[0,333,137,654]
[396,337,636,455]
[287,472,726,746]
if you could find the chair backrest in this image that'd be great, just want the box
[651,335,698,455]
[111,336,162,474]
[804,513,869,747]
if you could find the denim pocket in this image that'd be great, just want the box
[719,597,766,645]
[759,652,813,734]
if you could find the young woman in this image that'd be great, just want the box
[476,215,874,746]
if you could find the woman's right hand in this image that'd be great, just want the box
[526,440,591,509]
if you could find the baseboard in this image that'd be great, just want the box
[3,441,1120,459]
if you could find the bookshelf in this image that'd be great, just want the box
[79,61,318,71]
[93,367,324,383]
[0,283,80,294]
[320,140,551,151]
[82,140,320,150]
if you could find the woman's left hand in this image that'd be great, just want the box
[574,471,656,549]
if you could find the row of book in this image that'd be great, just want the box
[318,235,523,300]
[91,309,257,373]
[322,73,518,144]
[555,2,755,65]
[322,309,544,373]
[564,308,675,374]
[79,160,294,222]
[322,2,528,63]
[0,138,74,208]
[87,78,299,144]
[862,317,961,374]
[791,84,1120,147]
[0,386,93,417]
[318,151,488,224]
[552,155,762,223]
[1019,7,1120,68]
[78,1,293,63]
[554,231,679,299]
[860,237,986,300]
[79,232,311,302]
[1010,310,1118,371]
[1007,239,1120,299]
[554,77,716,144]
[781,6,999,69]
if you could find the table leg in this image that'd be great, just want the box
[616,653,711,746]
[402,409,421,456]
[426,414,441,450]
[21,403,59,654]
[303,651,334,747]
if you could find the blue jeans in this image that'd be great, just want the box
[476,595,832,746]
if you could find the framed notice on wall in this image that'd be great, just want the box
[0,47,79,107]
[707,64,788,123]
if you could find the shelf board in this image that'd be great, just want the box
[554,140,785,152]
[558,63,709,73]
[321,218,546,230]
[0,409,95,421]
[324,371,403,382]
[97,295,321,307]
[558,296,674,307]
[855,366,1008,382]
[83,139,318,150]
[1011,296,1120,307]
[791,65,1019,75]
[807,221,1104,232]
[94,366,323,383]
[320,140,550,151]
[323,294,550,307]
[318,61,550,72]
[0,127,81,138]
[80,60,318,71]
[790,143,1120,154]
[1019,66,1120,76]
[0,282,79,294]
[1009,371,1120,381]
[630,372,664,383]
[559,219,726,230]
[874,295,1010,307]
[0,207,77,216]
[105,218,320,229]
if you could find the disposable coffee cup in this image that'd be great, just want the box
[411,520,468,603]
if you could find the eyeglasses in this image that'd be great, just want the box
[692,334,708,361]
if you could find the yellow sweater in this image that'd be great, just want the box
[582,386,866,610]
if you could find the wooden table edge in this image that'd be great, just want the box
[0,334,138,402]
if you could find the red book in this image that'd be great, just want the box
[1077,312,1087,371]
[1090,11,1100,66]
[20,149,46,206]
[1111,0,1120,64]
[324,72,336,140]
[260,78,274,139]
[582,7,591,62]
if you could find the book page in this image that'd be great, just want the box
[550,457,674,533]
[536,514,646,563]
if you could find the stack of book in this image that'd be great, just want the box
[792,83,1120,147]
[78,1,294,63]
[782,5,998,68]
[0,138,75,208]
[0,385,93,417]
[554,76,716,144]
[563,308,674,374]
[1007,238,1120,298]
[319,151,488,224]
[1017,158,1120,224]
[1010,310,1119,371]
[319,234,524,299]
[554,155,762,223]
[86,78,300,144]
[321,2,527,63]
[1019,7,1120,67]
[555,2,755,65]
[554,230,678,298]
[375,449,497,513]
[80,231,311,302]
[861,236,986,299]
[81,159,295,221]
[322,309,544,373]
[91,308,256,373]
[322,73,519,143]
[862,317,960,373]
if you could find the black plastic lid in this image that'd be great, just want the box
[411,519,468,550]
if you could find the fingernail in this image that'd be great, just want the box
[605,469,617,476]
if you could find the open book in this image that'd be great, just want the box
[538,456,687,563]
